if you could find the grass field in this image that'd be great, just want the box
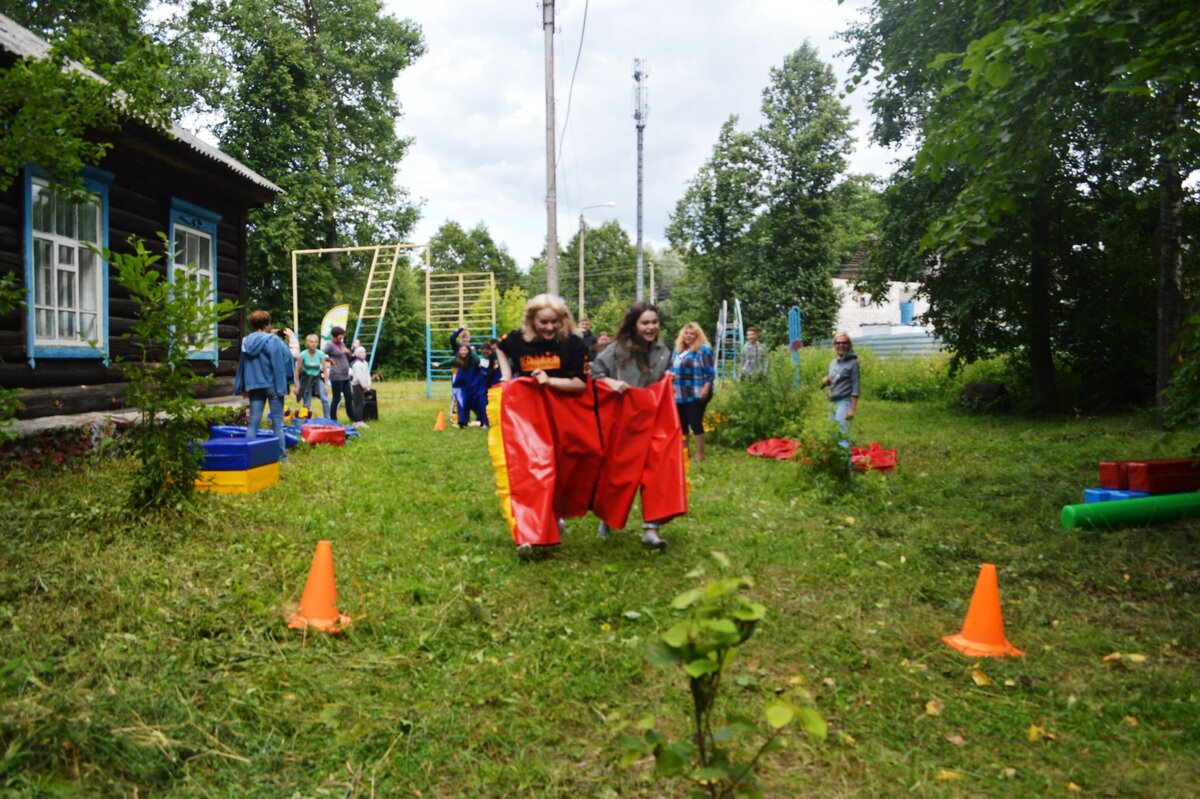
[1,378,1198,797]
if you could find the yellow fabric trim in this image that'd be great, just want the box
[486,384,516,536]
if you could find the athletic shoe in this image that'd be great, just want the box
[597,521,611,540]
[641,524,667,550]
[516,543,533,560]
[557,518,567,534]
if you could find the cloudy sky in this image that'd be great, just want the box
[385,0,902,270]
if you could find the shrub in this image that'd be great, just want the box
[618,553,825,797]
[100,235,238,512]
[707,349,815,448]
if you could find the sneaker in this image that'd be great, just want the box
[358,421,369,429]
[557,518,567,535]
[641,524,667,550]
[597,521,611,540]
[516,543,534,560]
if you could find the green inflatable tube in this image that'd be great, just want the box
[1062,491,1200,530]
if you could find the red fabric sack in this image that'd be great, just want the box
[746,438,801,460]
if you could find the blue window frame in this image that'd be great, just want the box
[168,198,222,362]
[23,166,112,367]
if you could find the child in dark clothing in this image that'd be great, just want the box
[451,343,484,427]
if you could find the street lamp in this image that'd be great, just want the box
[578,202,615,320]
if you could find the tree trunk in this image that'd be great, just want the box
[1028,194,1057,411]
[1155,90,1185,406]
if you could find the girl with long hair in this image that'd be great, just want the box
[670,322,716,462]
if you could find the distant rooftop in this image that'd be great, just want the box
[0,12,281,196]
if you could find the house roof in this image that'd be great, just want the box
[0,12,282,196]
[835,244,871,280]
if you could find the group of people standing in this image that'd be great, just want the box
[233,312,375,464]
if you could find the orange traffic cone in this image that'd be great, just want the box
[287,540,352,633]
[943,563,1023,657]
[434,410,446,431]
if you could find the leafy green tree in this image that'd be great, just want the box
[427,220,520,289]
[669,44,852,347]
[496,284,528,335]
[560,220,638,321]
[843,0,1197,409]
[171,0,424,321]
[0,0,170,198]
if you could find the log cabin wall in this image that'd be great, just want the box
[0,123,279,419]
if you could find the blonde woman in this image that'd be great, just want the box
[670,322,716,462]
[496,294,588,392]
[494,294,590,559]
[820,332,859,450]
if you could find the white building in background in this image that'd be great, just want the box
[830,250,933,339]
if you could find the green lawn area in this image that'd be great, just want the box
[1,381,1198,797]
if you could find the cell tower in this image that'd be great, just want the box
[633,57,648,301]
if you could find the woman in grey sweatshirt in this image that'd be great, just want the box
[821,333,860,449]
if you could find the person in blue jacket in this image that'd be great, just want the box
[451,343,485,427]
[234,309,296,462]
[477,338,503,427]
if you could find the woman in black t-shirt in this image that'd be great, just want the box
[496,294,587,394]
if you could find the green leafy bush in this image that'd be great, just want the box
[707,349,815,447]
[101,235,238,511]
[617,553,825,798]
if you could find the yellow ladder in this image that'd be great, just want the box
[351,244,402,371]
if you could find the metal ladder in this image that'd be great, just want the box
[713,298,744,383]
[350,244,403,372]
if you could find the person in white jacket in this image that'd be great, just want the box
[349,346,373,429]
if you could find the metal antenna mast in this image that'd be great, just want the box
[633,57,648,301]
[542,1,560,295]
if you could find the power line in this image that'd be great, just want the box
[556,0,590,169]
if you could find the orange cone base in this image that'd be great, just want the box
[287,610,352,634]
[941,632,1023,658]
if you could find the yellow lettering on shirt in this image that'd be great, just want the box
[520,353,561,373]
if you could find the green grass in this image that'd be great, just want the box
[1,381,1198,797]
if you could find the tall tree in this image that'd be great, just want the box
[171,0,424,321]
[842,0,1189,409]
[668,44,853,345]
[427,220,520,288]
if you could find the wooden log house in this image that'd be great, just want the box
[0,13,282,419]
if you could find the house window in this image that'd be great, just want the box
[25,170,110,365]
[169,198,221,360]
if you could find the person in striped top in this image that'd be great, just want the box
[671,322,716,463]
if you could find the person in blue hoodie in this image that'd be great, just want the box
[234,309,296,463]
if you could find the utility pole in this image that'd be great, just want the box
[633,58,648,301]
[542,1,560,296]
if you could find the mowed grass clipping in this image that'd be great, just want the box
[1,380,1198,797]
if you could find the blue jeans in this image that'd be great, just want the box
[247,389,288,462]
[831,397,853,452]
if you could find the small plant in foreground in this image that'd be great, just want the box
[99,235,238,511]
[618,553,826,798]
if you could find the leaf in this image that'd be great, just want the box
[970,669,992,686]
[1027,724,1057,742]
[1067,782,1083,793]
[1126,653,1148,664]
[765,700,795,729]
[672,588,702,609]
[661,622,691,648]
[935,769,965,781]
[944,734,967,746]
[1122,715,1138,726]
[1102,652,1122,663]
[710,550,731,569]
[645,639,684,668]
[925,699,944,716]
[984,59,1013,88]
[795,706,827,740]
[692,766,730,781]
[685,658,720,678]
